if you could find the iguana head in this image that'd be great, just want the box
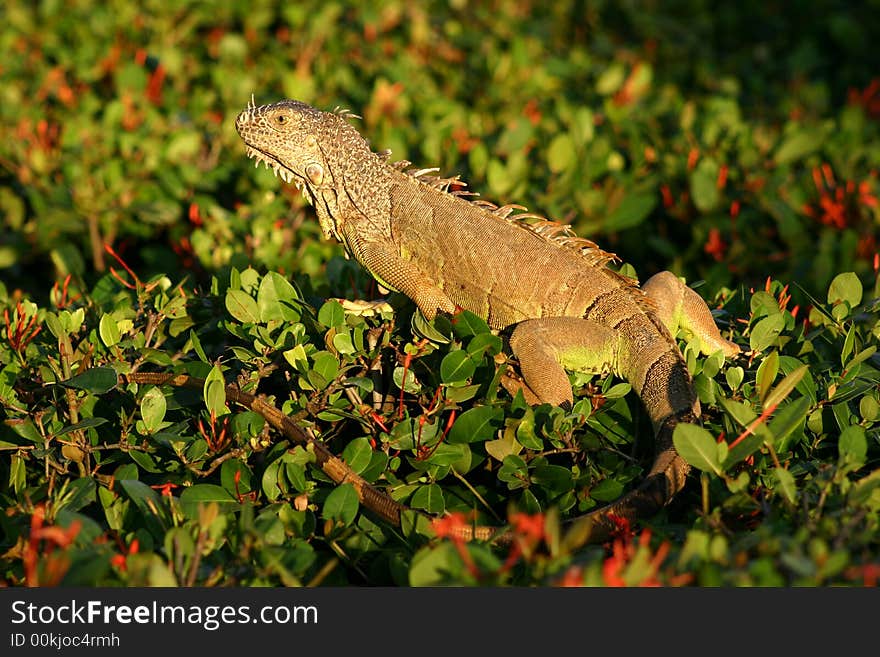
[235,97,369,197]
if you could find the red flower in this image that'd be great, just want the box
[556,566,586,587]
[729,200,741,219]
[716,165,729,190]
[704,228,727,262]
[431,512,480,578]
[510,512,545,545]
[848,78,880,119]
[23,505,82,587]
[111,538,140,572]
[150,482,179,497]
[601,528,672,587]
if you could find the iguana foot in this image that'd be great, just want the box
[335,298,395,317]
[643,271,740,357]
[499,371,542,406]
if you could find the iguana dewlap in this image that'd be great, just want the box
[235,98,740,539]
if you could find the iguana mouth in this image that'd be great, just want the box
[243,144,304,190]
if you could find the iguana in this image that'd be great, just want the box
[226,97,740,542]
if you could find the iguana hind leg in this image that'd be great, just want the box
[642,271,739,358]
[506,317,621,407]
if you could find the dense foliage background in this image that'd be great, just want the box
[1,1,878,586]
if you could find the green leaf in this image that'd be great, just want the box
[440,350,476,383]
[261,458,286,502]
[180,484,237,516]
[719,398,771,460]
[285,461,307,492]
[203,364,229,416]
[846,345,876,370]
[531,464,573,493]
[61,367,118,394]
[839,425,867,467]
[451,310,490,338]
[129,450,161,473]
[139,386,167,434]
[485,429,521,462]
[849,469,880,505]
[332,332,356,355]
[317,300,345,328]
[447,405,504,443]
[604,382,632,399]
[767,396,811,452]
[673,423,723,475]
[10,454,25,495]
[225,289,260,323]
[56,478,97,513]
[514,411,542,450]
[409,542,461,586]
[690,158,721,212]
[220,460,253,495]
[605,192,657,232]
[189,329,208,363]
[465,333,503,358]
[258,272,301,322]
[755,350,779,404]
[860,395,880,422]
[749,314,785,352]
[763,364,808,410]
[311,351,340,383]
[422,443,471,470]
[774,467,797,504]
[323,483,359,526]
[342,437,374,474]
[412,312,453,345]
[392,366,422,395]
[840,325,855,367]
[55,417,108,436]
[118,479,168,528]
[498,454,530,490]
[547,134,576,173]
[827,272,862,308]
[44,312,64,339]
[410,483,445,513]
[589,478,625,502]
[750,291,782,319]
[284,344,308,368]
[99,313,121,347]
[725,366,744,391]
[361,450,391,481]
[774,128,823,165]
[596,62,625,95]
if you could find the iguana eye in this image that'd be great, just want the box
[275,114,287,125]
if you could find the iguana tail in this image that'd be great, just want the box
[565,338,698,543]
[565,412,694,543]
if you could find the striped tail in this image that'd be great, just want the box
[568,338,700,542]
[568,409,697,543]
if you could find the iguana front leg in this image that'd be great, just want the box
[643,271,740,358]
[342,227,456,320]
[504,317,621,408]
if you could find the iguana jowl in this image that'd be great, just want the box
[235,97,740,540]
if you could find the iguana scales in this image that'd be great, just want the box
[227,97,740,542]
